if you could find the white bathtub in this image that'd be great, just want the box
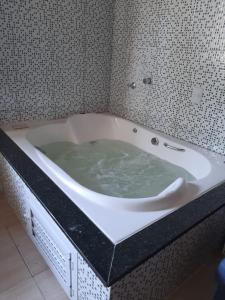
[6,113,225,243]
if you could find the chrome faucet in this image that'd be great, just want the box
[127,82,136,89]
[143,77,152,85]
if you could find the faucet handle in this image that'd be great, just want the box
[143,77,152,85]
[127,82,136,89]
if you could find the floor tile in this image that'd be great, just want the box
[0,210,18,229]
[0,193,67,299]
[0,278,44,300]
[0,192,6,202]
[7,222,28,246]
[0,227,16,260]
[0,199,14,216]
[18,238,48,276]
[0,236,31,293]
[34,269,69,300]
[8,223,48,276]
[0,196,19,229]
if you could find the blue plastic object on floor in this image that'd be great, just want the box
[214,259,225,300]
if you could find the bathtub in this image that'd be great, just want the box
[5,113,225,243]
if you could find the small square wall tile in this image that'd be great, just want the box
[20,105,56,122]
[145,83,181,136]
[0,0,112,124]
[192,0,225,52]
[126,0,160,48]
[189,51,225,91]
[55,95,84,119]
[155,48,192,85]
[0,110,21,125]
[156,0,196,49]
[208,102,225,154]
[175,108,215,149]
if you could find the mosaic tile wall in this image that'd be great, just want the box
[109,0,225,155]
[1,154,225,300]
[0,0,113,124]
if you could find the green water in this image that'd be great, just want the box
[40,140,195,198]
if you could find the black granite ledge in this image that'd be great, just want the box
[1,128,225,286]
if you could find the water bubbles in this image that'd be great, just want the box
[40,140,195,198]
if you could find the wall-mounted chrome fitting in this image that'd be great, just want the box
[151,137,159,145]
[143,77,152,85]
[127,82,136,89]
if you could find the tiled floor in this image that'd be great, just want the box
[0,192,220,300]
[0,193,69,300]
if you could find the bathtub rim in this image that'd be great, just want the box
[10,113,225,212]
[3,114,225,239]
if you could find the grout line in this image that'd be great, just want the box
[33,273,48,300]
[6,225,34,278]
[0,203,33,295]
[4,209,47,299]
[0,197,67,299]
[0,277,39,299]
[7,225,49,280]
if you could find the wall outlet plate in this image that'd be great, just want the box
[191,86,204,105]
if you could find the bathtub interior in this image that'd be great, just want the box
[26,114,211,181]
